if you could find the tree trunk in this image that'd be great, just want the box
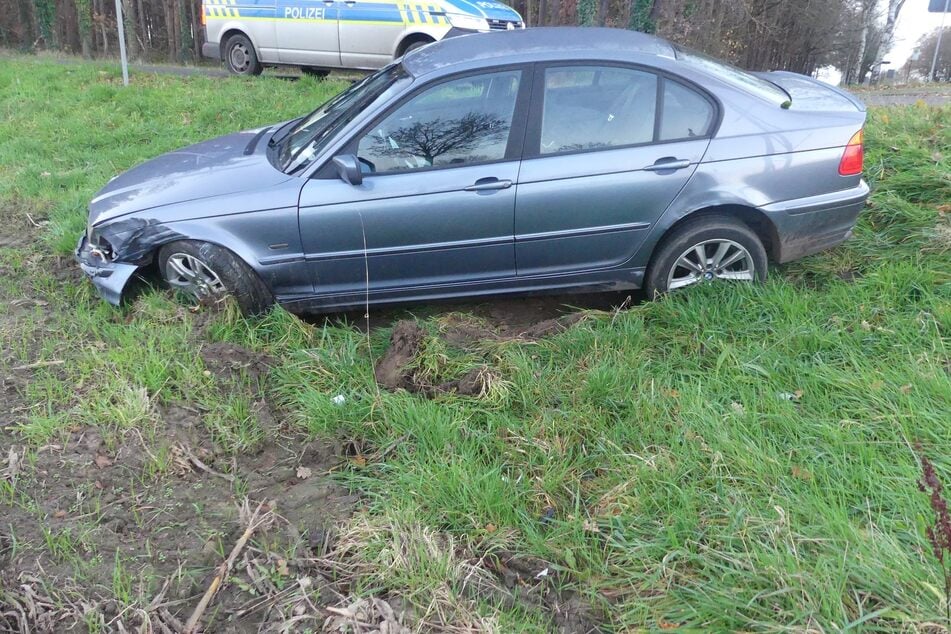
[122,0,139,58]
[74,0,91,56]
[190,0,200,59]
[871,0,905,79]
[136,0,146,51]
[17,0,38,48]
[852,3,871,84]
[595,0,608,26]
[164,0,175,61]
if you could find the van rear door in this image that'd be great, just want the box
[276,0,341,67]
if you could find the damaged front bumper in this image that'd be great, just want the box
[75,234,139,306]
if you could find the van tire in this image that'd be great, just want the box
[224,34,263,76]
[301,67,331,78]
[399,38,433,58]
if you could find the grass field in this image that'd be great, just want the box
[0,55,949,632]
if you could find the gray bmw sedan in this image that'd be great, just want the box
[77,27,869,315]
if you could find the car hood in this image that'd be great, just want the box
[89,127,292,226]
[441,0,522,21]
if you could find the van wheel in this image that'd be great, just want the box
[225,34,263,76]
[301,67,330,78]
[644,215,767,298]
[400,39,432,57]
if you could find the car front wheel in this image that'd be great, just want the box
[158,241,273,315]
[644,215,767,298]
[224,34,263,76]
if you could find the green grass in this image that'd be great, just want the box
[1,54,949,630]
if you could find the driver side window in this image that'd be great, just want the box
[356,70,522,175]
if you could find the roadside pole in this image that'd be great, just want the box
[931,0,950,81]
[115,0,129,86]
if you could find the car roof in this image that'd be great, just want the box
[402,27,677,77]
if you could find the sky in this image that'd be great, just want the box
[889,0,949,67]
[817,0,947,84]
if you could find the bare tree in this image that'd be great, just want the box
[912,27,951,80]
[870,0,906,80]
[371,113,508,166]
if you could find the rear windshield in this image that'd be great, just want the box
[673,46,789,106]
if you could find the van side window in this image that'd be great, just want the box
[540,66,658,155]
[659,80,714,140]
[357,71,521,174]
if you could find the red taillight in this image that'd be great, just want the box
[200,7,206,26]
[838,129,864,176]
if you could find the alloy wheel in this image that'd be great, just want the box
[667,239,755,290]
[164,252,227,299]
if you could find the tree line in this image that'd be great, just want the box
[0,0,939,82]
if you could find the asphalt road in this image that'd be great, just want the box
[858,91,951,106]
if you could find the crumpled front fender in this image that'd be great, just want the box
[75,235,140,305]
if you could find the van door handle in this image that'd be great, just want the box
[644,158,691,172]
[323,0,333,4]
[464,178,512,192]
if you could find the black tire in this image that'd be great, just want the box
[400,39,432,57]
[644,214,768,299]
[224,34,263,76]
[157,240,274,315]
[301,66,331,78]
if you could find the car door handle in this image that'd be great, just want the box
[464,178,512,192]
[323,0,334,4]
[643,158,692,172]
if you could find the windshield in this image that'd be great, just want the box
[278,64,409,173]
[673,46,790,106]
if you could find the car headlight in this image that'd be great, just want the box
[446,13,490,31]
[86,224,114,259]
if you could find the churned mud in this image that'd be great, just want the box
[373,312,589,398]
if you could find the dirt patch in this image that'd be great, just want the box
[200,341,276,383]
[0,316,356,633]
[318,290,632,334]
[480,551,604,634]
[373,321,502,397]
[442,312,587,348]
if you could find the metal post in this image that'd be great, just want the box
[114,0,129,86]
[930,0,950,81]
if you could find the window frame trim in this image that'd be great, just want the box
[522,59,722,160]
[315,63,535,180]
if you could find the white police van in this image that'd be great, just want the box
[201,0,525,75]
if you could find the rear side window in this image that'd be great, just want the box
[539,66,658,155]
[660,80,715,140]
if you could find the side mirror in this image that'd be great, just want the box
[332,154,363,186]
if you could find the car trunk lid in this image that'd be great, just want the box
[754,71,866,112]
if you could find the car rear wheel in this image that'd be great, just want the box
[224,34,263,76]
[644,215,767,298]
[158,241,273,315]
